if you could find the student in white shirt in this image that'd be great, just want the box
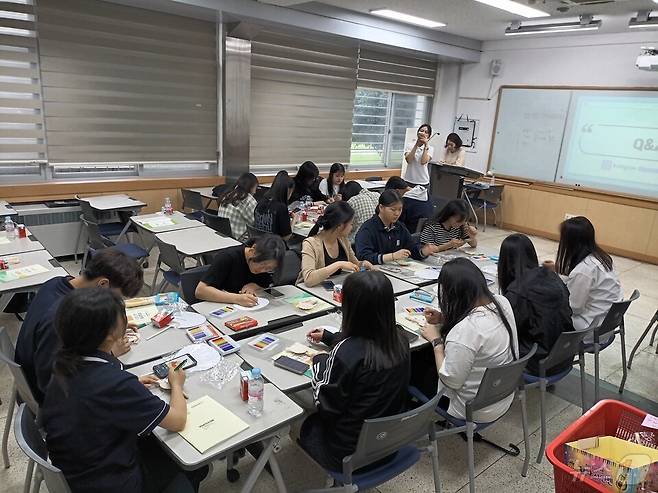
[439,133,466,167]
[547,216,622,339]
[403,123,433,186]
[318,162,346,202]
[421,258,519,423]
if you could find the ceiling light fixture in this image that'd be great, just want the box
[505,15,601,35]
[474,0,550,19]
[628,10,658,29]
[369,9,446,28]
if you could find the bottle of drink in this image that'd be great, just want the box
[4,217,16,240]
[163,197,173,215]
[247,368,264,417]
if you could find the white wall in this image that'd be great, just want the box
[439,31,658,173]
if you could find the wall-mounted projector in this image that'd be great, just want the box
[636,47,658,71]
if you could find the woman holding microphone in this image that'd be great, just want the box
[403,123,434,187]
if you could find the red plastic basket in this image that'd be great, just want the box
[546,399,657,493]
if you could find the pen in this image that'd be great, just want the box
[173,359,187,372]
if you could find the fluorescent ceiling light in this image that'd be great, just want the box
[505,15,601,35]
[370,9,446,28]
[474,0,550,19]
[629,10,658,29]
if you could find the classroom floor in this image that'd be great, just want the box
[1,225,657,493]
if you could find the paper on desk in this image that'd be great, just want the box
[126,305,159,325]
[0,236,10,245]
[174,344,221,373]
[232,297,269,312]
[396,312,425,333]
[0,264,49,283]
[139,216,175,228]
[480,265,498,276]
[179,395,248,454]
[285,293,332,314]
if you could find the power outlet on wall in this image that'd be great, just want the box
[564,213,577,220]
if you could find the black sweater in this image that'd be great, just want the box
[504,267,575,376]
[355,215,424,265]
[310,331,410,470]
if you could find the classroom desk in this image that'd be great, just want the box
[79,194,146,212]
[119,316,194,369]
[0,201,16,217]
[239,313,342,393]
[128,357,302,493]
[298,271,417,307]
[192,285,334,340]
[355,179,387,191]
[131,211,204,254]
[183,187,220,209]
[0,250,68,312]
[0,231,44,256]
[156,226,240,260]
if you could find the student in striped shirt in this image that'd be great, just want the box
[420,199,478,251]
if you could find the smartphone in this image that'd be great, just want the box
[273,355,310,375]
[153,353,198,379]
[321,280,335,291]
[265,287,284,298]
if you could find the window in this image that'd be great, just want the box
[350,88,431,167]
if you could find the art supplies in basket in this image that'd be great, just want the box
[564,436,658,493]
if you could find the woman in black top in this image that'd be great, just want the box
[290,161,327,203]
[254,171,298,240]
[303,271,410,472]
[498,233,574,376]
[195,234,286,307]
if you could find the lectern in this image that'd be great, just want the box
[428,162,483,200]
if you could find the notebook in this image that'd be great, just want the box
[179,395,249,454]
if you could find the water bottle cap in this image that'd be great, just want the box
[251,368,261,377]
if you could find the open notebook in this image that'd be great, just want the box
[179,395,249,454]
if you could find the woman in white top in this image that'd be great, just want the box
[403,123,433,186]
[439,133,466,167]
[421,258,519,423]
[548,216,622,337]
[318,162,346,202]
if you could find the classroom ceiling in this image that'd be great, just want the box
[261,0,658,41]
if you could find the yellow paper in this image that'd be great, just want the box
[126,304,159,325]
[179,395,249,454]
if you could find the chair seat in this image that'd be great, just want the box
[163,270,181,286]
[582,334,616,354]
[471,199,499,209]
[98,222,126,237]
[436,406,494,431]
[114,243,148,259]
[184,211,204,222]
[523,366,572,385]
[327,446,420,490]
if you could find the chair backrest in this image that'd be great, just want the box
[202,211,233,237]
[81,218,113,250]
[181,189,204,212]
[154,237,185,274]
[180,265,211,305]
[415,217,428,234]
[365,176,383,182]
[538,329,592,377]
[272,250,301,286]
[596,289,640,339]
[345,393,441,477]
[0,327,40,415]
[478,185,504,205]
[14,404,72,493]
[76,199,97,222]
[246,223,270,240]
[465,344,537,423]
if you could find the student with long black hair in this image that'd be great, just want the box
[355,190,439,265]
[217,172,259,240]
[318,162,346,202]
[384,176,433,233]
[296,201,372,286]
[420,199,478,250]
[291,161,327,203]
[498,234,574,376]
[421,258,519,422]
[549,216,622,336]
[403,123,433,186]
[302,271,410,471]
[254,171,297,240]
[196,234,286,307]
[42,288,207,493]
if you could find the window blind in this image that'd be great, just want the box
[357,48,437,96]
[250,30,357,168]
[36,0,217,163]
[0,0,46,162]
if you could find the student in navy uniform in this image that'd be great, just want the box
[302,271,410,472]
[15,249,143,403]
[355,190,439,265]
[42,288,207,493]
[195,234,286,307]
[290,161,327,203]
[384,176,433,233]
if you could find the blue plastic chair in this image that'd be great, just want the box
[299,393,441,493]
[81,218,149,269]
[469,185,503,231]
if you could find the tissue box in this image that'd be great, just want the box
[565,436,658,492]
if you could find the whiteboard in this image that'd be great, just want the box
[489,88,571,182]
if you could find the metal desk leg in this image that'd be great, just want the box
[462,190,479,228]
[116,221,132,244]
[0,293,13,313]
[240,435,287,493]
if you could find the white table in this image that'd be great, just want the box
[0,201,16,217]
[119,316,193,368]
[131,211,204,254]
[79,194,146,212]
[128,357,302,493]
[156,226,240,259]
[184,187,216,200]
[298,271,417,307]
[0,231,44,256]
[0,250,68,312]
[192,285,335,340]
[355,179,387,190]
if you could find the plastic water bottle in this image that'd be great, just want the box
[163,197,173,215]
[4,217,16,240]
[247,368,264,417]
